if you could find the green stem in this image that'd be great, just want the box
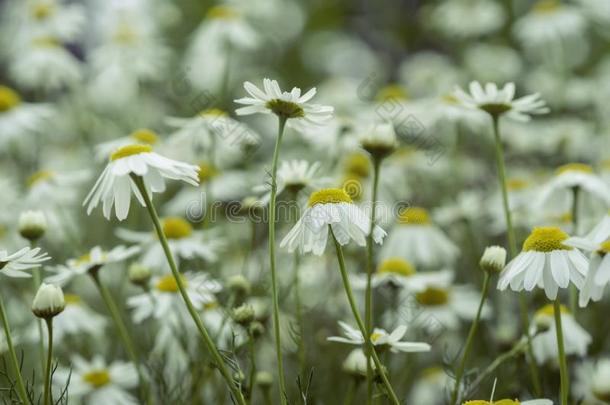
[450,271,491,405]
[247,333,257,403]
[570,186,580,314]
[29,241,46,374]
[343,379,358,405]
[0,293,30,404]
[330,227,400,405]
[293,250,305,377]
[132,175,246,405]
[491,114,542,396]
[268,116,288,404]
[554,300,569,405]
[43,318,53,405]
[365,158,381,405]
[215,293,236,342]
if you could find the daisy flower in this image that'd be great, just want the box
[574,358,610,404]
[453,81,549,121]
[530,304,591,365]
[18,0,85,42]
[279,188,386,255]
[45,245,139,286]
[95,128,160,161]
[342,348,373,378]
[83,144,199,221]
[425,0,506,39]
[380,207,459,269]
[563,237,610,306]
[463,400,552,405]
[327,321,431,353]
[0,85,52,143]
[0,247,50,278]
[54,356,138,405]
[234,78,334,130]
[498,227,589,299]
[254,159,326,204]
[116,217,223,269]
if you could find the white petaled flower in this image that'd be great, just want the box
[0,247,50,278]
[18,210,47,241]
[530,304,591,366]
[479,245,507,274]
[254,160,326,204]
[0,85,52,143]
[45,293,107,341]
[574,358,610,404]
[463,400,552,405]
[563,237,610,306]
[280,188,386,256]
[577,211,610,245]
[95,128,160,162]
[498,227,589,299]
[116,217,223,270]
[327,321,431,353]
[537,163,610,209]
[18,0,86,42]
[83,144,199,221]
[426,0,506,39]
[128,272,221,323]
[234,78,334,131]
[45,245,140,286]
[359,121,397,160]
[453,81,549,121]
[54,356,138,405]
[380,207,459,268]
[32,283,65,319]
[342,348,373,378]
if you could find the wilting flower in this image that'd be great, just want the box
[327,321,430,353]
[0,247,50,278]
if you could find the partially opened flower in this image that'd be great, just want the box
[279,188,386,255]
[95,128,160,161]
[563,237,610,306]
[234,78,333,130]
[328,321,431,353]
[83,144,199,221]
[0,247,50,278]
[498,226,588,299]
[454,81,549,121]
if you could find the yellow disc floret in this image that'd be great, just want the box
[198,162,218,184]
[507,178,530,191]
[161,217,193,240]
[556,163,593,175]
[416,287,449,306]
[200,108,227,117]
[0,86,21,113]
[82,369,111,388]
[27,170,55,187]
[377,258,416,277]
[370,332,383,343]
[206,5,238,20]
[110,144,152,161]
[533,0,560,13]
[31,1,55,20]
[397,207,430,225]
[155,274,187,293]
[376,84,409,101]
[598,240,610,255]
[522,227,572,253]
[307,188,353,207]
[344,152,370,178]
[535,303,570,318]
[130,129,159,145]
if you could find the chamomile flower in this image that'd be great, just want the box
[26,168,90,206]
[45,245,140,286]
[0,85,52,143]
[562,237,610,306]
[18,0,85,42]
[279,188,386,255]
[498,227,589,299]
[254,160,326,204]
[116,217,223,269]
[327,321,431,353]
[234,78,334,131]
[95,128,160,161]
[0,247,50,278]
[425,0,506,39]
[463,400,552,405]
[530,304,591,365]
[574,358,610,404]
[380,207,459,268]
[54,356,138,405]
[83,144,199,221]
[453,81,549,121]
[408,367,451,405]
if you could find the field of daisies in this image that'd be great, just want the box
[2,0,610,404]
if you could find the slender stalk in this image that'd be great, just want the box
[364,158,381,405]
[214,293,236,342]
[343,379,358,405]
[553,300,569,405]
[267,116,288,404]
[450,271,491,405]
[293,250,305,377]
[28,240,46,374]
[132,175,246,405]
[330,227,400,405]
[491,115,542,396]
[570,186,580,314]
[43,318,53,405]
[247,333,257,403]
[0,294,30,404]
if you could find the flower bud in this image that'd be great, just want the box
[227,274,251,297]
[248,321,265,339]
[128,263,151,287]
[32,283,65,319]
[360,122,397,161]
[232,304,255,326]
[479,245,507,274]
[18,210,47,242]
[255,371,273,389]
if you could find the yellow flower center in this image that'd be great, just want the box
[82,369,111,388]
[113,24,138,44]
[507,178,529,191]
[377,258,416,277]
[130,129,159,145]
[464,401,520,405]
[0,86,21,113]
[31,2,55,20]
[556,163,593,175]
[522,227,572,253]
[397,207,430,225]
[265,99,305,119]
[206,5,238,20]
[155,274,187,293]
[416,287,449,306]
[533,0,560,13]
[307,188,353,207]
[27,170,55,187]
[441,94,459,105]
[64,294,81,305]
[557,212,572,224]
[32,37,59,48]
[161,217,193,239]
[370,332,383,343]
[598,240,610,255]
[198,162,218,184]
[199,108,227,117]
[376,84,409,101]
[344,153,370,178]
[75,253,91,264]
[204,301,219,310]
[110,144,152,161]
[535,303,570,318]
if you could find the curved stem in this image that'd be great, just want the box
[365,158,381,405]
[554,300,569,405]
[450,271,491,405]
[132,175,246,405]
[491,115,542,396]
[0,294,30,404]
[330,227,400,405]
[268,116,288,404]
[43,319,53,405]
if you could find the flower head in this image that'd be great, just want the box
[32,283,65,319]
[0,247,50,278]
[480,246,507,273]
[328,321,431,353]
